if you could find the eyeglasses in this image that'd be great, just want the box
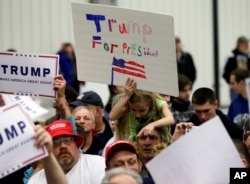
[53,137,75,148]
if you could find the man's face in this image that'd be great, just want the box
[175,42,182,53]
[53,136,80,172]
[108,150,141,173]
[239,42,249,53]
[230,75,246,95]
[229,75,242,95]
[137,130,162,163]
[193,101,217,123]
[179,85,191,102]
[74,108,95,133]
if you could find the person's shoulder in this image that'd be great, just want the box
[231,95,247,104]
[156,97,166,106]
[27,169,45,184]
[81,153,105,162]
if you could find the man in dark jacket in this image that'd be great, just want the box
[175,37,197,85]
[223,36,250,100]
[189,87,242,140]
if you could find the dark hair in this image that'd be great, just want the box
[237,36,248,45]
[175,36,181,43]
[233,139,250,167]
[65,86,78,103]
[192,87,216,105]
[178,74,192,91]
[230,68,250,83]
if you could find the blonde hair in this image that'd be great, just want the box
[129,89,162,123]
[112,93,130,140]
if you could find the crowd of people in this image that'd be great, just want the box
[1,36,250,184]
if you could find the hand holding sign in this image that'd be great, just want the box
[34,124,53,154]
[53,75,66,98]
[171,122,194,143]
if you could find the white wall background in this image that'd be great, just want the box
[1,0,250,120]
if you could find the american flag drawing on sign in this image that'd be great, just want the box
[111,57,146,79]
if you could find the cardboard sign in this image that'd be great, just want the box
[0,52,58,98]
[0,94,48,121]
[146,116,243,184]
[0,103,48,179]
[71,3,178,96]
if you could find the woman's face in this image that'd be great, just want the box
[130,100,150,119]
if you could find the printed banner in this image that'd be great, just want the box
[0,52,59,98]
[0,94,48,121]
[0,103,48,179]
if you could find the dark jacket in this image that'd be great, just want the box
[177,52,197,84]
[189,109,242,140]
[223,49,250,84]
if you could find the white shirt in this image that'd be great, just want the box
[28,154,105,184]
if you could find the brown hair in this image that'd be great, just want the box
[230,68,250,83]
[129,90,162,123]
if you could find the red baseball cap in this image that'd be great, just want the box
[105,140,138,161]
[45,120,84,148]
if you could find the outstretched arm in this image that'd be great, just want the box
[53,75,77,134]
[34,125,67,184]
[109,78,136,120]
[137,102,174,137]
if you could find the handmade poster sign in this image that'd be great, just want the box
[0,52,58,98]
[71,3,178,96]
[0,103,48,178]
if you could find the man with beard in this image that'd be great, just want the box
[28,120,105,184]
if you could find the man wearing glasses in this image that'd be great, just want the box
[28,119,105,184]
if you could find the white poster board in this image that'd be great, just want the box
[0,52,59,98]
[0,94,48,121]
[71,3,178,96]
[0,103,48,179]
[146,116,243,184]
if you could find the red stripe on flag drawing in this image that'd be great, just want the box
[113,67,146,79]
